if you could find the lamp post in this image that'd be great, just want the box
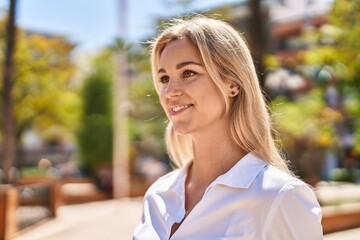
[112,0,130,198]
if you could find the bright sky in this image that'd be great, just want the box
[0,0,239,53]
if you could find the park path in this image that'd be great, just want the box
[14,198,143,240]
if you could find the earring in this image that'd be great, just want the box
[230,83,239,96]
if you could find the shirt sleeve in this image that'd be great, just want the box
[263,180,323,240]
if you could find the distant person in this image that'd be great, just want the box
[325,81,340,109]
[133,16,323,239]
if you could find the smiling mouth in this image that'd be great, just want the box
[170,104,194,113]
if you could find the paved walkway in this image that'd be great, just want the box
[14,198,143,240]
[13,197,360,240]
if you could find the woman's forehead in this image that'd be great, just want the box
[158,39,202,66]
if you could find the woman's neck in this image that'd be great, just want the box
[189,130,247,188]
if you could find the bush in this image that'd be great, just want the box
[77,69,113,175]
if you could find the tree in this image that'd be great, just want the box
[77,53,113,175]
[330,0,360,155]
[13,31,79,145]
[302,0,360,153]
[247,0,268,88]
[0,15,80,179]
[84,41,169,196]
[271,90,341,181]
[1,0,17,183]
[265,0,360,182]
[0,25,79,136]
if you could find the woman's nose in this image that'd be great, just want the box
[163,79,182,98]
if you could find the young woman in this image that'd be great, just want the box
[133,16,323,240]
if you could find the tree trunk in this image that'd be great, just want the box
[1,0,17,183]
[248,0,268,89]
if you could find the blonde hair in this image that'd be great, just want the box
[150,16,291,174]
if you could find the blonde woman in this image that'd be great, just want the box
[133,16,323,240]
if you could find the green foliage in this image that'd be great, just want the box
[76,39,168,173]
[19,167,47,177]
[330,168,358,183]
[264,54,281,69]
[303,0,360,153]
[271,89,341,149]
[77,65,113,174]
[271,90,343,180]
[0,17,80,145]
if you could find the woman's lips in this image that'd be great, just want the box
[170,104,194,115]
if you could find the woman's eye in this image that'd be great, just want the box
[183,70,196,78]
[159,76,169,84]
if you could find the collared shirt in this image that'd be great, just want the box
[133,153,323,240]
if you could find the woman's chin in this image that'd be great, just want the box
[172,125,191,136]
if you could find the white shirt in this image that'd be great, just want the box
[133,153,323,240]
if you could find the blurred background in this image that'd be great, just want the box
[0,0,359,239]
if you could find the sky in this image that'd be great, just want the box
[0,0,239,53]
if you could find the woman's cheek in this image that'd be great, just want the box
[159,96,169,116]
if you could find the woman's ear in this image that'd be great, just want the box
[226,81,240,97]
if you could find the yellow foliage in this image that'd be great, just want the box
[0,17,80,143]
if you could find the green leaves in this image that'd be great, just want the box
[77,65,113,173]
[271,89,340,149]
[0,17,80,146]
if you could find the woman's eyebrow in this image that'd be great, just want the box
[157,61,203,74]
[176,61,202,69]
[157,68,166,74]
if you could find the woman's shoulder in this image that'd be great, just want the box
[259,166,323,238]
[260,164,314,195]
[241,153,305,190]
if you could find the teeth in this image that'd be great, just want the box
[171,104,192,112]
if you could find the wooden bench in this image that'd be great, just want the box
[322,203,360,234]
[0,181,58,240]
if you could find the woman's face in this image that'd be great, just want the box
[157,38,229,136]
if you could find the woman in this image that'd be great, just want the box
[133,16,323,240]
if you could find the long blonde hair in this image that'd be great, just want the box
[150,16,291,174]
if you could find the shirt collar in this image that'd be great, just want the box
[167,160,192,195]
[165,152,268,194]
[212,153,267,189]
